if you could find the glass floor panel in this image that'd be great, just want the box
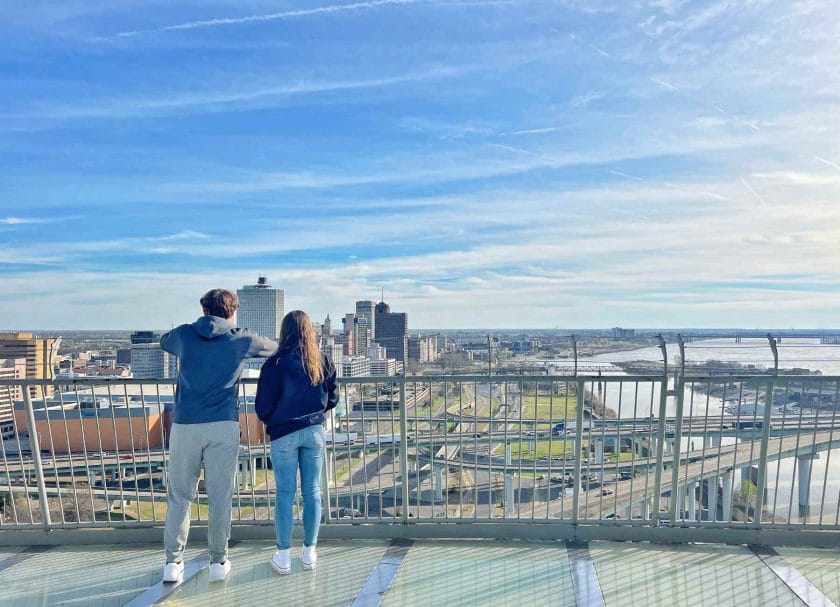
[160,540,388,607]
[590,541,805,607]
[0,543,179,607]
[383,540,576,607]
[776,546,840,605]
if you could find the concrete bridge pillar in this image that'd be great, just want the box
[640,498,650,520]
[704,477,719,521]
[503,474,515,515]
[709,434,721,448]
[687,482,697,521]
[503,443,514,515]
[325,455,335,488]
[797,454,819,508]
[721,472,733,521]
[239,461,249,491]
[434,467,444,503]
[593,440,604,464]
[676,484,686,519]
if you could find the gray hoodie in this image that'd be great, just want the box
[161,316,277,424]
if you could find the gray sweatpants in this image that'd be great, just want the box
[164,421,240,564]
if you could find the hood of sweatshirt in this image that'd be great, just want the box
[190,315,235,339]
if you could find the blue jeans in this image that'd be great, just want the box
[270,425,325,550]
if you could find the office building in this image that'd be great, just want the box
[375,300,408,363]
[355,300,376,338]
[0,332,60,398]
[320,336,345,377]
[237,277,285,339]
[354,317,372,352]
[0,358,25,438]
[408,335,439,363]
[341,313,356,356]
[611,327,636,339]
[130,331,177,379]
[335,332,353,357]
[323,314,332,338]
[342,356,371,378]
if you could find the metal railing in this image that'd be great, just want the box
[2,372,840,544]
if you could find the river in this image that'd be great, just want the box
[539,338,840,524]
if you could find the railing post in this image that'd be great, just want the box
[651,336,668,526]
[753,376,776,524]
[767,333,779,376]
[399,379,410,524]
[572,378,585,524]
[668,335,687,524]
[23,385,52,529]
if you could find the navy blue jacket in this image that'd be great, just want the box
[161,316,277,424]
[255,348,339,440]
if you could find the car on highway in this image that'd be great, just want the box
[601,488,614,496]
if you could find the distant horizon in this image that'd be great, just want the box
[11,327,840,335]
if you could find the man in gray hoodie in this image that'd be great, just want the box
[159,288,277,583]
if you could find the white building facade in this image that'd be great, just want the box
[237,277,284,340]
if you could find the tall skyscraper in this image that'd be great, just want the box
[355,300,376,340]
[323,314,332,337]
[375,300,408,363]
[0,332,60,398]
[130,331,177,379]
[237,276,285,339]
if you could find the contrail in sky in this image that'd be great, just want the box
[739,177,767,205]
[116,0,418,37]
[815,155,840,172]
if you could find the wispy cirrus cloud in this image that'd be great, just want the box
[0,215,82,225]
[6,66,465,121]
[114,0,421,38]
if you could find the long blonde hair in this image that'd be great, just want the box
[278,310,324,386]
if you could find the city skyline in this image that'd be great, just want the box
[1,2,839,329]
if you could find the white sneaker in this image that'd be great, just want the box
[162,562,184,583]
[208,560,231,582]
[271,549,291,575]
[301,545,317,571]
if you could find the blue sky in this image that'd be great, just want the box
[1,0,839,329]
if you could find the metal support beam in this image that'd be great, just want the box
[22,389,51,530]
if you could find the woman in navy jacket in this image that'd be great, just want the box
[255,310,338,575]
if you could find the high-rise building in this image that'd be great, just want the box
[320,336,344,378]
[130,331,177,379]
[0,358,25,438]
[375,300,408,363]
[237,277,285,340]
[354,317,372,352]
[334,332,353,357]
[341,313,356,356]
[323,314,332,337]
[408,336,429,362]
[355,300,376,338]
[0,332,60,398]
